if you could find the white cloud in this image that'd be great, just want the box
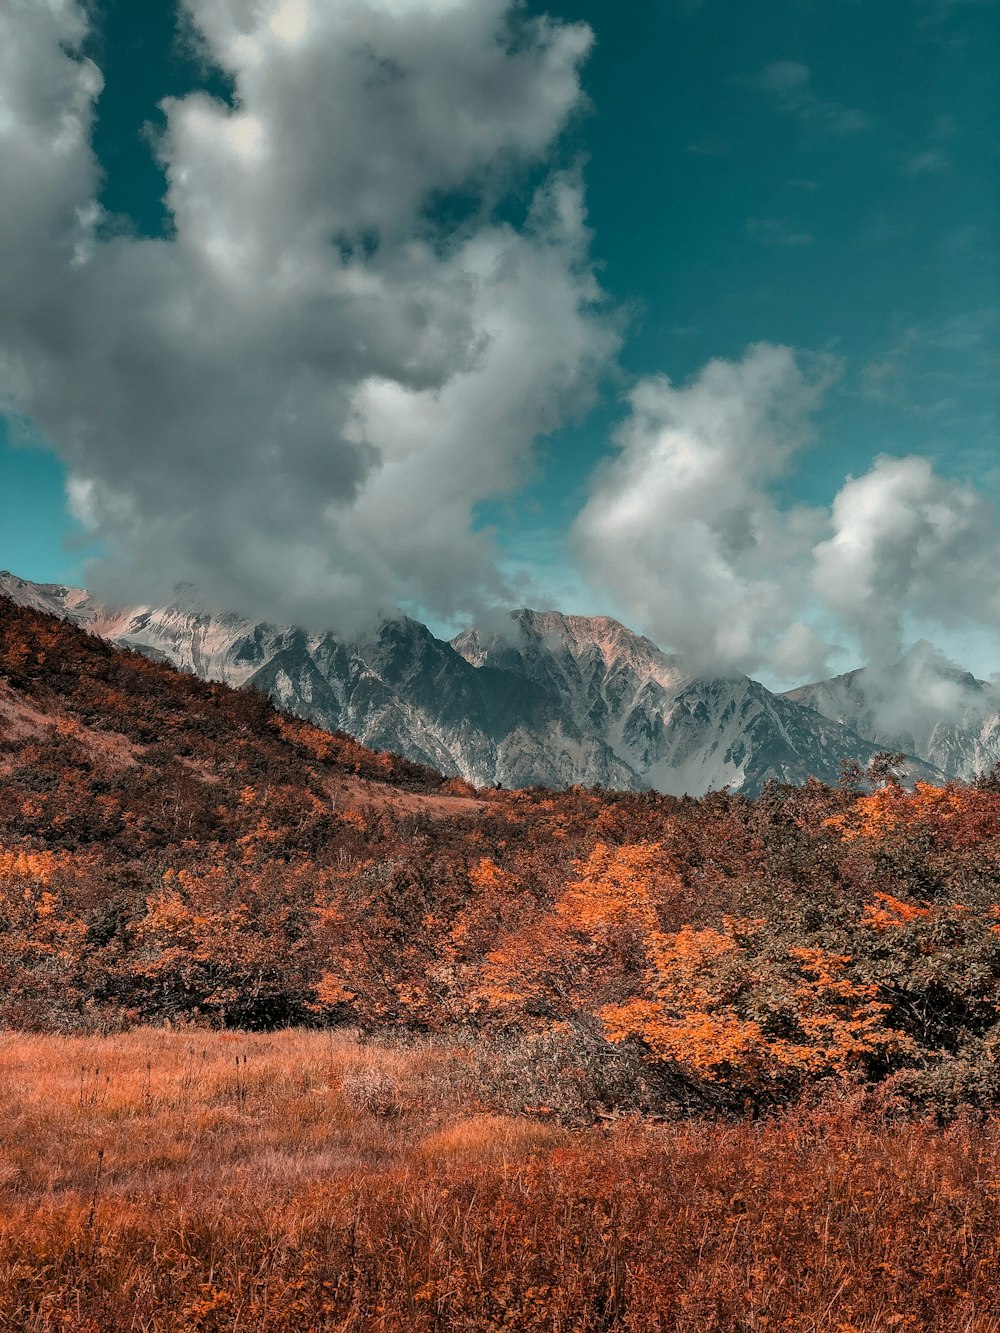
[756,61,811,95]
[903,149,949,175]
[902,114,955,176]
[746,217,814,248]
[0,0,616,630]
[574,343,1000,694]
[917,0,1000,29]
[812,454,1000,667]
[572,343,838,678]
[856,640,999,753]
[0,0,102,315]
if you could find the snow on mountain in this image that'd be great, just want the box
[0,572,928,796]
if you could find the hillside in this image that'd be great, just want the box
[0,573,643,791]
[0,607,494,846]
[4,591,1000,1117]
[0,591,649,1031]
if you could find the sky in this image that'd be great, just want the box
[0,0,998,688]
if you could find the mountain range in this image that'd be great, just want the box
[786,647,1000,786]
[4,570,996,795]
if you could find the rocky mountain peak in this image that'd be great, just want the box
[454,607,687,691]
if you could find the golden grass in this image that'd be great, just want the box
[0,1029,999,1330]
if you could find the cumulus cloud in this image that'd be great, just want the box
[0,0,616,629]
[572,343,839,678]
[574,343,1000,708]
[812,454,1000,667]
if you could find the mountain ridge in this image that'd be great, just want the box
[784,648,1000,783]
[0,570,944,795]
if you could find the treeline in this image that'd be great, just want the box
[3,595,1000,1114]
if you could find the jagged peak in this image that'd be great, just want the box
[0,570,92,615]
[1,570,75,596]
[456,607,686,688]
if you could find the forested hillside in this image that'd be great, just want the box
[4,593,1000,1115]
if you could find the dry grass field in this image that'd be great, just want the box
[0,1029,998,1331]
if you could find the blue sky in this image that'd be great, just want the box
[1,0,998,681]
[500,0,1000,536]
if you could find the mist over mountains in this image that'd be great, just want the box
[785,645,1000,787]
[5,570,997,796]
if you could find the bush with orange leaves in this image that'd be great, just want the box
[471,800,1000,1111]
[0,847,107,1030]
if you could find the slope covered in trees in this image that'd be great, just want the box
[3,593,1000,1114]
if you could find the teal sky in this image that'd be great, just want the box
[1,0,998,679]
[2,0,229,585]
[496,0,1000,541]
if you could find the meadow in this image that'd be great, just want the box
[1,1027,999,1332]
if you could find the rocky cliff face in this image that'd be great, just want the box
[453,610,904,795]
[0,571,927,795]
